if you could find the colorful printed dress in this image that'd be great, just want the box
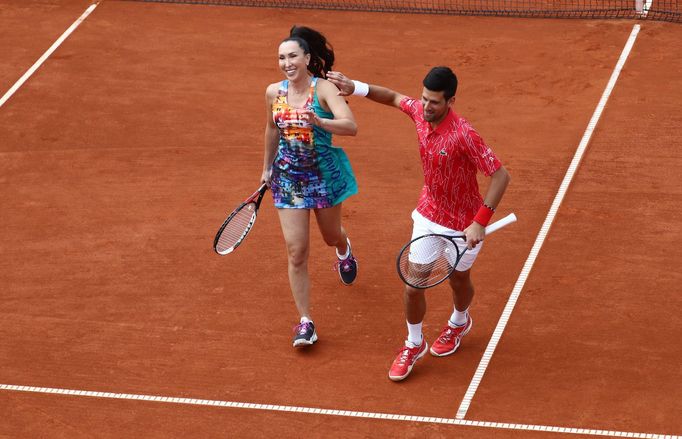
[270,77,358,209]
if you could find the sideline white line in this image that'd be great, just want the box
[0,3,99,109]
[1,384,678,438]
[455,24,642,420]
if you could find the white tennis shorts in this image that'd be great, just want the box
[410,210,482,272]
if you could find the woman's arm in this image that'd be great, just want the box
[301,79,357,136]
[262,83,279,185]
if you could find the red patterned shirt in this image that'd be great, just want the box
[400,97,501,231]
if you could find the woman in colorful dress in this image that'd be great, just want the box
[261,26,359,348]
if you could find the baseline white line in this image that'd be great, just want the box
[0,3,99,109]
[1,383,678,438]
[455,24,642,420]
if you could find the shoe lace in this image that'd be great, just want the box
[439,323,468,343]
[333,255,355,273]
[293,322,311,335]
[395,345,416,365]
[438,327,455,343]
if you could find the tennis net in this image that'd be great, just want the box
[117,0,680,22]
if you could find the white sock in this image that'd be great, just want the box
[449,307,469,327]
[406,321,423,346]
[335,237,351,259]
[300,316,312,324]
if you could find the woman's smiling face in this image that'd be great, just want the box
[278,40,310,81]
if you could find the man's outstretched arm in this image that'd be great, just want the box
[327,71,406,108]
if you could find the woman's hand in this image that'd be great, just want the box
[298,108,323,127]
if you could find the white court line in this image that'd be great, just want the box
[455,24,642,420]
[1,384,679,438]
[0,3,665,438]
[0,3,99,109]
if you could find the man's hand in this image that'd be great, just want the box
[462,221,485,249]
[326,71,355,96]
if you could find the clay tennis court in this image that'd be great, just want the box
[1,0,681,437]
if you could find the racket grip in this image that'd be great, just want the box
[485,213,517,235]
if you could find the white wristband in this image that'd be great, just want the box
[352,80,369,97]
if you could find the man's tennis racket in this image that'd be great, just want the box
[213,183,268,255]
[397,213,517,289]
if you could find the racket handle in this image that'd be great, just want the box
[485,213,517,235]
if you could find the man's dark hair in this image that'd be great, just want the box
[423,66,458,100]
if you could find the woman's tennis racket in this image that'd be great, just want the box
[213,183,268,255]
[397,213,517,289]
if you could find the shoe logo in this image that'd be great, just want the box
[439,149,447,156]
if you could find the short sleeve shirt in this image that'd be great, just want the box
[399,97,501,231]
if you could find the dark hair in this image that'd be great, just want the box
[423,66,458,100]
[283,36,310,54]
[282,25,335,79]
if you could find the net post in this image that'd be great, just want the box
[635,0,644,13]
[635,0,651,18]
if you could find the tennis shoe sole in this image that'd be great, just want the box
[293,331,318,348]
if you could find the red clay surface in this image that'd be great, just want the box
[1,1,680,437]
[468,22,682,434]
[0,0,93,92]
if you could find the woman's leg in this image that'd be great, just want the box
[277,208,312,319]
[314,203,348,254]
[315,203,358,285]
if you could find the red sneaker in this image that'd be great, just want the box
[430,314,473,357]
[388,340,428,381]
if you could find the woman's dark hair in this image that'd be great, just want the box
[283,25,335,79]
[423,66,458,100]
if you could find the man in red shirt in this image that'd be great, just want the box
[328,67,511,381]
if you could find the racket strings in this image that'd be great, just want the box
[216,204,257,254]
[398,236,461,288]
